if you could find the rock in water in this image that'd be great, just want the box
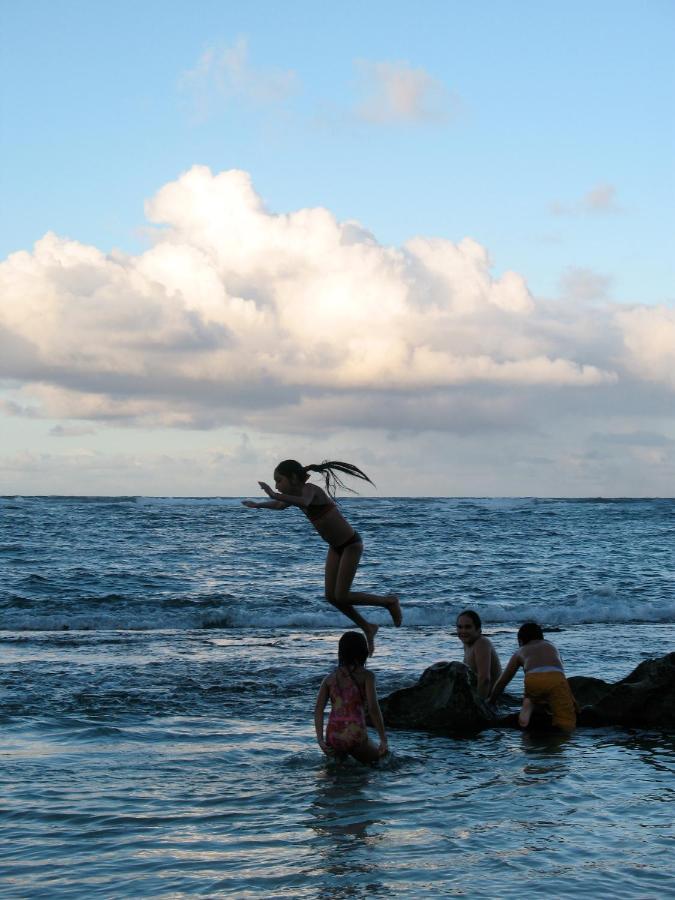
[380,661,497,734]
[569,651,675,729]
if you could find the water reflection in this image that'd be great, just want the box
[306,763,386,893]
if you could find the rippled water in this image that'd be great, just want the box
[1,497,674,897]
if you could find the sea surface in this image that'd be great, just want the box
[1,496,674,898]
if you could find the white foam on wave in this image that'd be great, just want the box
[1,590,673,632]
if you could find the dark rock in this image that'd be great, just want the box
[569,652,675,729]
[495,707,559,733]
[381,661,497,734]
[383,653,675,736]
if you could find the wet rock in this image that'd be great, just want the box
[381,661,497,734]
[384,653,675,736]
[569,652,675,729]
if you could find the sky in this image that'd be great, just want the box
[1,0,674,496]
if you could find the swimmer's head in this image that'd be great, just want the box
[456,609,482,644]
[274,459,373,498]
[517,621,544,645]
[274,460,308,494]
[338,631,369,667]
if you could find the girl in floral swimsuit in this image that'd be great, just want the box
[243,459,402,655]
[315,631,388,763]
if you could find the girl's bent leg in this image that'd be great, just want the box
[325,547,378,653]
[334,546,403,627]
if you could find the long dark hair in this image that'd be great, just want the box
[274,459,374,497]
[338,631,369,667]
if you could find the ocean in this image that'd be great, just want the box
[1,496,673,898]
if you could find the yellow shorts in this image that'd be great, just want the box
[524,671,576,732]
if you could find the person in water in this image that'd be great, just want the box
[314,630,388,763]
[489,621,577,732]
[456,609,502,699]
[243,459,402,654]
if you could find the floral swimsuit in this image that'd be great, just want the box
[326,666,368,753]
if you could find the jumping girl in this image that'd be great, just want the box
[315,631,388,763]
[242,459,402,654]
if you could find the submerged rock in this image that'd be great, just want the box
[380,661,497,734]
[569,652,675,729]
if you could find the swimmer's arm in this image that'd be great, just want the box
[365,672,388,756]
[314,678,330,754]
[489,652,522,703]
[258,482,321,509]
[241,499,289,510]
[473,638,493,699]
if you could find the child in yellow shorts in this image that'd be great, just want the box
[489,622,576,732]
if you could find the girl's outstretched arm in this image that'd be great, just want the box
[241,499,289,510]
[258,482,320,509]
[489,652,521,703]
[365,672,388,756]
[314,679,331,754]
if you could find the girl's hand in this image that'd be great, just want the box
[258,481,275,498]
[377,740,388,757]
[241,500,259,509]
[318,739,333,755]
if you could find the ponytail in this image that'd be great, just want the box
[304,460,374,497]
[274,458,374,497]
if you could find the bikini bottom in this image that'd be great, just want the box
[331,531,363,554]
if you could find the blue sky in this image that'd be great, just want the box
[1,1,674,495]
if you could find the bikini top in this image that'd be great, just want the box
[303,498,336,524]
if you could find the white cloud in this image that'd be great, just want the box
[354,60,456,125]
[616,306,675,388]
[0,165,671,444]
[178,37,298,122]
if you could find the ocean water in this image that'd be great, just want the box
[1,496,673,898]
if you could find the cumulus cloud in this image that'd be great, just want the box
[178,38,298,122]
[0,166,671,441]
[354,60,456,124]
[616,306,675,388]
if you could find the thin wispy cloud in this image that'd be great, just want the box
[49,424,96,437]
[179,37,298,122]
[550,182,622,216]
[560,266,612,302]
[353,60,458,125]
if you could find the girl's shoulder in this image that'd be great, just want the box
[306,482,333,504]
[349,666,370,686]
[331,664,368,681]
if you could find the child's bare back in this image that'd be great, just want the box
[517,638,565,673]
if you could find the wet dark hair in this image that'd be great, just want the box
[518,621,544,645]
[456,609,482,630]
[274,459,373,497]
[338,631,369,667]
